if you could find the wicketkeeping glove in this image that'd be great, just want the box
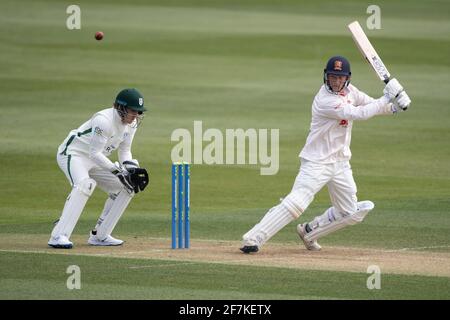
[119,160,150,194]
[127,167,149,193]
[123,159,140,171]
[112,162,134,194]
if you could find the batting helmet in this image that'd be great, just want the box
[324,56,351,76]
[323,56,351,93]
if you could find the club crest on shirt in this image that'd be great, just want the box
[94,126,103,135]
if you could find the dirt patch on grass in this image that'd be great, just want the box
[1,234,449,277]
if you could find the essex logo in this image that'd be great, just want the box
[334,60,343,71]
[339,119,348,127]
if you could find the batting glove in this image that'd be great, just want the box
[393,91,411,111]
[383,78,404,102]
[391,91,411,113]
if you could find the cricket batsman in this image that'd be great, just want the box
[240,56,411,253]
[48,88,150,249]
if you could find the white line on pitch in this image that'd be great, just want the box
[385,245,450,252]
[128,262,198,269]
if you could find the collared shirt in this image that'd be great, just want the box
[58,108,137,171]
[299,84,391,163]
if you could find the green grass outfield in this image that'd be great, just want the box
[1,251,448,300]
[0,0,449,300]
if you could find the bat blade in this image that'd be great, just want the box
[348,21,390,83]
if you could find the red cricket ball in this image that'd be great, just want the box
[95,31,104,41]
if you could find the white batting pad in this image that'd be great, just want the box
[94,190,133,240]
[51,178,96,239]
[242,203,296,247]
[100,194,116,218]
[281,190,309,218]
[304,201,374,242]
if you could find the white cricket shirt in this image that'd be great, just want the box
[299,84,392,164]
[57,108,137,172]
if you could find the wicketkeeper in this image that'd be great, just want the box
[48,88,150,249]
[241,56,411,253]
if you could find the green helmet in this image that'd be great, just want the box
[115,88,147,112]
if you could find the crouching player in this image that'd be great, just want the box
[48,88,149,249]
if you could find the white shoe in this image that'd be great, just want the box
[242,238,259,247]
[48,235,73,249]
[297,224,321,251]
[88,231,124,246]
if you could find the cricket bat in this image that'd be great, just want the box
[348,21,408,110]
[347,21,391,84]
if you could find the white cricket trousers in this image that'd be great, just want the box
[57,153,123,193]
[287,158,358,216]
[51,152,131,241]
[243,158,358,247]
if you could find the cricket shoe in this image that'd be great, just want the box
[240,236,263,254]
[296,224,321,251]
[240,245,259,254]
[88,231,124,246]
[48,235,73,249]
[240,237,260,253]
